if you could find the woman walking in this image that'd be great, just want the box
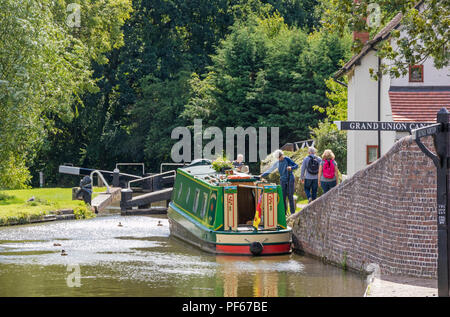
[318,149,340,194]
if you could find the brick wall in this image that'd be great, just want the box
[290,135,438,278]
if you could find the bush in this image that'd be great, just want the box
[0,193,13,201]
[211,154,233,173]
[260,148,323,200]
[310,120,347,174]
[73,205,96,220]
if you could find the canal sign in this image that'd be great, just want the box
[334,121,435,132]
[412,123,442,139]
[412,108,449,297]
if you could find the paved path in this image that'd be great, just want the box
[365,275,438,297]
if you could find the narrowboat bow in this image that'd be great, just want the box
[167,164,292,256]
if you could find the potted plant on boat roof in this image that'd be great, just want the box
[212,153,233,173]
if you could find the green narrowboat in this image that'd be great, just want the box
[167,163,292,256]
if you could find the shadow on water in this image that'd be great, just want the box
[0,214,367,297]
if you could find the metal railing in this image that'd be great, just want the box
[160,163,187,174]
[90,170,111,194]
[116,163,145,176]
[293,139,315,151]
[127,170,176,190]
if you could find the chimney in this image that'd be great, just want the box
[353,0,370,44]
[353,31,370,44]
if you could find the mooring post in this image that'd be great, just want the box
[113,168,120,187]
[436,108,449,296]
[120,188,133,213]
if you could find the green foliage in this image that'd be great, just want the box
[319,0,449,78]
[310,120,347,174]
[0,153,31,189]
[26,198,51,207]
[16,0,349,187]
[260,148,326,200]
[73,205,96,220]
[211,154,233,173]
[0,187,101,225]
[182,14,351,145]
[313,77,348,121]
[0,0,132,189]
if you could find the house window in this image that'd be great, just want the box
[409,65,424,82]
[367,145,379,165]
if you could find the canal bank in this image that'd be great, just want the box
[290,136,438,278]
[364,275,437,297]
[0,188,103,226]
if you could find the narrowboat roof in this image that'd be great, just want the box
[178,164,259,185]
[179,165,217,177]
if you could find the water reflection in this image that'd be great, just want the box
[0,215,366,297]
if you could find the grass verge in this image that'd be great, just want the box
[0,187,104,225]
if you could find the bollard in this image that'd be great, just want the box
[113,168,120,187]
[120,189,133,213]
[39,171,44,188]
[77,176,92,205]
[153,175,162,191]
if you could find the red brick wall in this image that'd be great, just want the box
[290,135,438,278]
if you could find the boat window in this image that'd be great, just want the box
[193,189,200,213]
[186,187,191,204]
[201,193,208,218]
[178,182,183,200]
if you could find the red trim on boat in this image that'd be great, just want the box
[216,243,291,255]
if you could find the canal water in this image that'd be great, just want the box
[0,215,367,297]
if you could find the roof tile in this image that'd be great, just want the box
[389,90,450,122]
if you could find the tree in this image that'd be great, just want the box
[313,77,348,122]
[319,0,449,78]
[310,120,347,174]
[183,14,352,145]
[0,0,132,188]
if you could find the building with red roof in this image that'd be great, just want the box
[334,6,450,176]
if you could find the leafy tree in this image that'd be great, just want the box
[183,14,352,145]
[319,0,449,77]
[313,77,348,122]
[311,76,348,174]
[0,0,93,188]
[310,120,347,174]
[264,0,320,30]
[6,0,134,188]
[26,0,329,186]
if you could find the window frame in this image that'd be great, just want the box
[409,64,424,82]
[367,145,379,165]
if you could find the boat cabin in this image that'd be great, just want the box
[171,165,287,232]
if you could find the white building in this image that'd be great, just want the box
[334,12,450,177]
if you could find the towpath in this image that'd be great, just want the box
[365,275,437,297]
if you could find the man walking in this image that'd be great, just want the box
[260,149,298,215]
[300,147,321,203]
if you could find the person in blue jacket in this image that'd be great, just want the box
[260,149,298,215]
